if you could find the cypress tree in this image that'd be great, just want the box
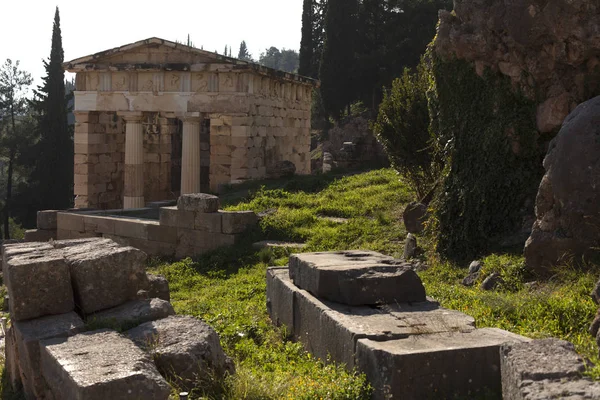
[31,7,73,210]
[319,0,358,120]
[298,0,313,77]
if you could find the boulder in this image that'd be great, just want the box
[87,299,175,330]
[177,193,220,213]
[62,240,148,314]
[40,329,171,400]
[469,260,483,274]
[524,96,600,274]
[462,272,479,287]
[126,315,234,390]
[147,274,170,302]
[289,251,426,306]
[480,272,503,291]
[402,202,428,234]
[403,233,417,259]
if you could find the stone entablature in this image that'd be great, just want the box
[65,38,317,210]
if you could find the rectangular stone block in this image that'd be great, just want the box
[82,215,116,235]
[159,206,195,229]
[271,268,475,369]
[63,240,148,314]
[14,312,85,400]
[40,329,171,400]
[266,267,295,331]
[195,211,222,233]
[177,229,236,253]
[37,210,58,230]
[87,299,175,331]
[24,229,56,242]
[56,229,99,240]
[110,236,176,257]
[289,250,426,305]
[220,211,258,234]
[147,224,178,244]
[113,218,153,240]
[357,329,530,400]
[57,212,85,232]
[5,249,74,321]
[177,193,220,213]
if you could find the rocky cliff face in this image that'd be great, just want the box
[434,0,600,134]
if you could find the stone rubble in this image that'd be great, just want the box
[3,237,233,399]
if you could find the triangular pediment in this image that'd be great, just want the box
[64,38,247,71]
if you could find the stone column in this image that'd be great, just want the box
[119,112,145,209]
[180,113,202,194]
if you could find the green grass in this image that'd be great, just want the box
[2,167,600,399]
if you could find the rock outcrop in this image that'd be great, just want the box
[434,0,600,134]
[524,96,600,273]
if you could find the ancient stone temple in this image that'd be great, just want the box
[64,38,316,209]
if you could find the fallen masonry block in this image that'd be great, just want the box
[267,267,475,368]
[501,338,600,399]
[127,315,234,390]
[24,229,56,242]
[40,329,171,400]
[88,298,175,330]
[289,250,426,305]
[5,249,74,321]
[13,312,85,400]
[177,193,220,213]
[51,237,111,249]
[62,240,148,314]
[357,328,530,400]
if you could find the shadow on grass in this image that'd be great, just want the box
[218,166,381,207]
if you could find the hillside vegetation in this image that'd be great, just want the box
[2,168,599,399]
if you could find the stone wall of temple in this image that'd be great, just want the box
[74,111,178,209]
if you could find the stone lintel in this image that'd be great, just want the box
[117,111,144,121]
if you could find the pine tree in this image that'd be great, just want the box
[238,41,252,62]
[299,0,313,77]
[224,45,228,56]
[31,7,73,211]
[319,0,358,120]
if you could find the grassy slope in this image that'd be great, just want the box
[2,168,599,399]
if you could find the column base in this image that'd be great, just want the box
[123,196,145,209]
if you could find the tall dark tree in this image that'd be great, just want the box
[319,0,358,120]
[0,59,33,239]
[299,0,314,77]
[237,41,252,62]
[31,7,73,211]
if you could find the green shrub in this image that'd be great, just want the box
[373,63,436,199]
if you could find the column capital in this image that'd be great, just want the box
[118,111,144,122]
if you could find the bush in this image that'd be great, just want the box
[373,63,436,199]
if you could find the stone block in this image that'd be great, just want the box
[37,210,58,230]
[147,274,170,302]
[24,229,56,242]
[177,229,236,252]
[147,224,178,244]
[87,299,175,330]
[127,315,233,390]
[113,218,153,240]
[500,338,600,400]
[266,267,295,331]
[289,250,426,306]
[52,237,107,249]
[56,229,99,240]
[5,249,74,321]
[269,268,475,369]
[57,212,85,232]
[159,206,195,229]
[82,215,116,235]
[40,329,171,400]
[220,211,258,234]
[357,328,530,400]
[177,193,220,213]
[14,312,85,400]
[63,240,148,314]
[5,326,22,392]
[195,211,223,233]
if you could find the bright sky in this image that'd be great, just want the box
[0,0,303,88]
